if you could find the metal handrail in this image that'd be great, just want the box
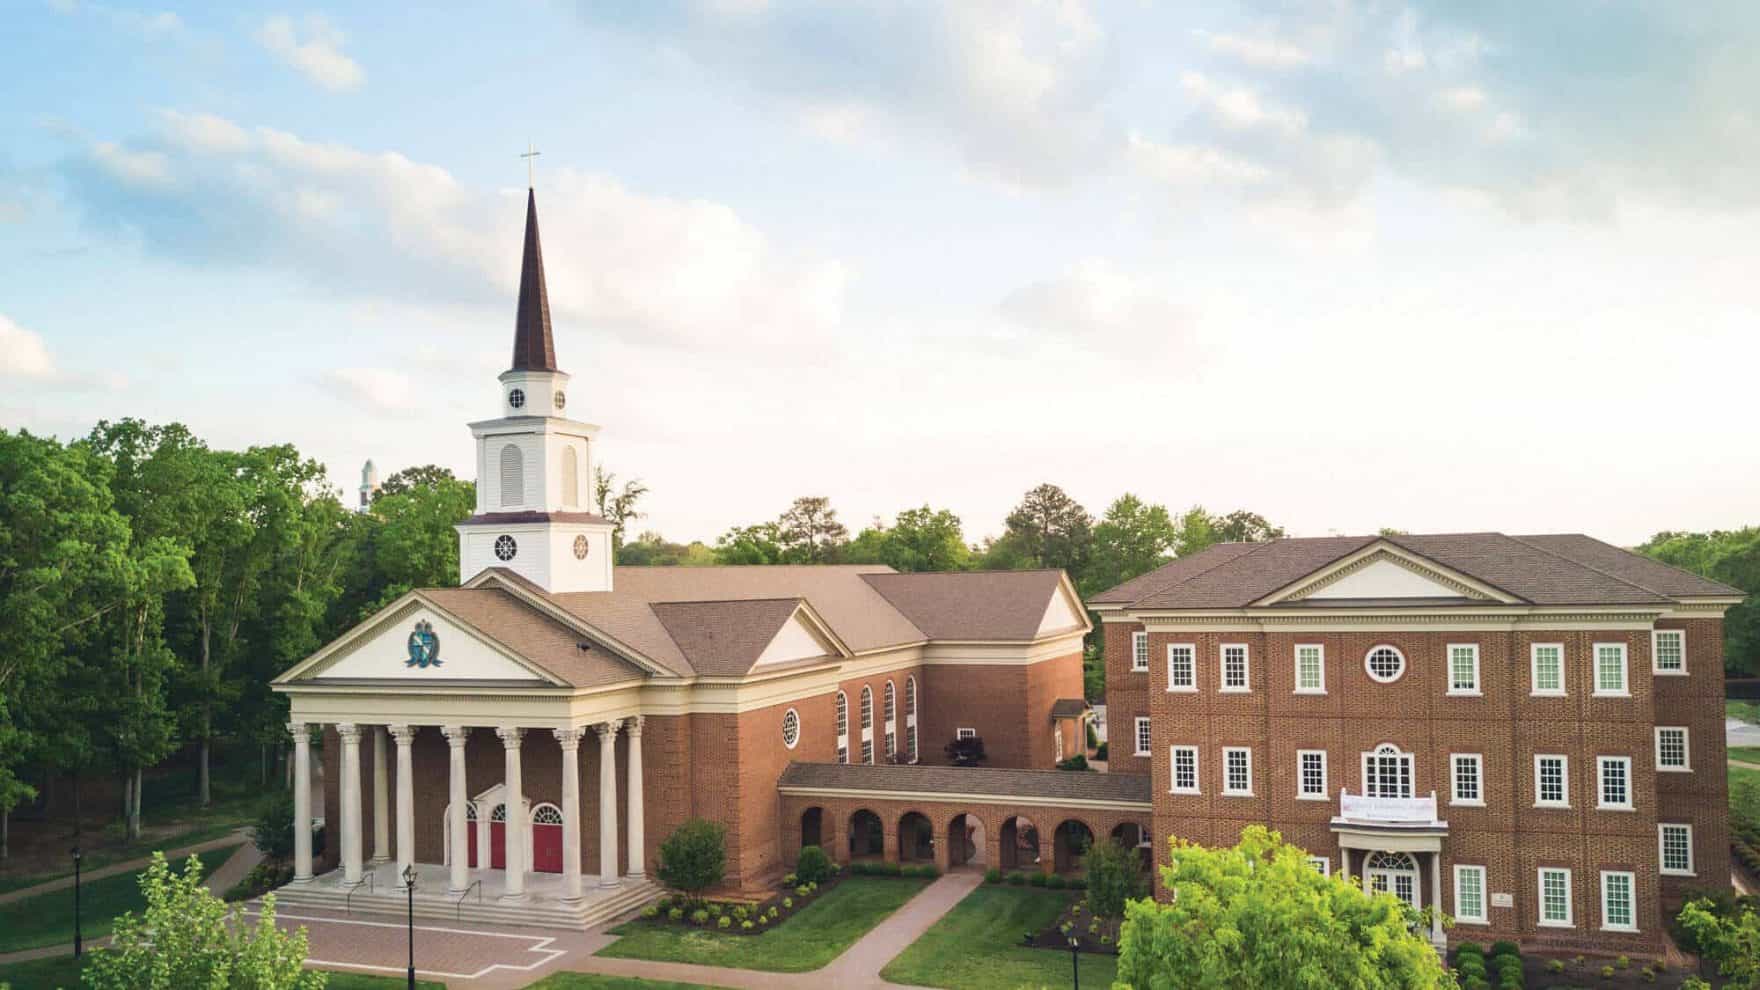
[344,870,376,915]
[455,879,482,921]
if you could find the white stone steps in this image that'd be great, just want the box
[265,878,661,931]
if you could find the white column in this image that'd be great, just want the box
[498,727,526,901]
[370,726,390,864]
[596,721,620,887]
[624,716,645,879]
[289,722,313,883]
[1429,852,1444,944]
[443,726,470,894]
[555,727,584,902]
[391,725,417,884]
[338,723,364,887]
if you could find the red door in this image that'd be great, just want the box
[532,823,562,873]
[490,820,506,869]
[467,820,479,868]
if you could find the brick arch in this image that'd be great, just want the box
[1052,818,1097,874]
[897,810,934,863]
[946,811,987,869]
[799,806,826,851]
[848,808,885,860]
[999,814,1043,872]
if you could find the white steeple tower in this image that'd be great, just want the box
[454,188,615,593]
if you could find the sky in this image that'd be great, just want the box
[4,1,1759,547]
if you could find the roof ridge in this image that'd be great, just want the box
[1377,534,1530,604]
[650,596,804,607]
[1506,534,1667,601]
[1115,543,1262,606]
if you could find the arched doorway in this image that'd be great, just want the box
[490,803,508,870]
[898,812,933,863]
[947,813,987,869]
[999,816,1040,871]
[531,802,564,874]
[801,807,824,850]
[1053,820,1094,874]
[1365,851,1420,909]
[849,809,884,860]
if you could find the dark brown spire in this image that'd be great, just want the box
[510,188,559,372]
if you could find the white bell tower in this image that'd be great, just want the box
[455,188,615,594]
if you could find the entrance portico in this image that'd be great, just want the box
[1331,789,1448,948]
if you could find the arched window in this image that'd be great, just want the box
[1362,743,1414,799]
[905,675,919,764]
[905,676,916,717]
[859,686,873,730]
[490,803,508,822]
[834,691,849,764]
[883,681,896,722]
[500,444,525,507]
[532,803,564,825]
[561,446,579,507]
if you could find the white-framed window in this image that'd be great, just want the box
[1307,856,1331,877]
[1652,629,1686,675]
[1454,864,1488,924]
[1363,743,1414,799]
[884,729,896,760]
[1535,754,1569,807]
[1659,823,1694,876]
[1364,645,1406,683]
[1597,756,1633,810]
[1170,745,1200,794]
[1447,644,1481,695]
[1539,867,1574,927]
[1131,631,1150,672]
[1297,749,1328,800]
[883,681,897,760]
[1656,726,1690,772]
[956,727,976,740]
[1593,642,1629,696]
[905,675,919,764]
[860,686,874,764]
[1531,643,1565,696]
[1451,753,1484,806]
[781,708,800,749]
[1220,644,1250,692]
[1294,644,1325,694]
[860,738,874,763]
[1222,746,1253,795]
[834,691,849,764]
[1133,717,1151,757]
[1600,871,1636,932]
[1166,644,1196,692]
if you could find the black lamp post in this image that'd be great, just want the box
[71,844,84,957]
[1067,932,1081,990]
[402,864,417,989]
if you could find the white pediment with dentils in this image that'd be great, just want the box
[1261,544,1518,606]
[753,608,840,667]
[281,596,559,685]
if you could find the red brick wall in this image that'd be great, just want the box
[1103,621,1150,775]
[1028,651,1084,768]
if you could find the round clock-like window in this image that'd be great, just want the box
[573,534,590,559]
[554,391,567,411]
[493,535,518,561]
[508,388,526,409]
[781,708,800,749]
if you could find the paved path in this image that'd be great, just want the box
[1728,716,1760,748]
[1733,760,1760,772]
[0,826,252,907]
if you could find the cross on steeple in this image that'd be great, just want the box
[521,142,541,189]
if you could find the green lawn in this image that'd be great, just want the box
[1729,699,1760,724]
[0,954,438,989]
[318,971,445,989]
[880,884,1119,990]
[524,974,725,989]
[0,846,237,954]
[1734,764,1760,791]
[596,876,929,973]
[1730,746,1760,764]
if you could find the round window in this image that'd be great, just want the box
[508,388,526,409]
[554,391,567,411]
[781,708,800,749]
[1364,645,1406,683]
[493,534,518,561]
[573,534,590,559]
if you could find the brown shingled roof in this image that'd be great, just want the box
[777,762,1151,806]
[861,570,1073,640]
[650,598,820,677]
[1513,534,1744,598]
[422,588,646,688]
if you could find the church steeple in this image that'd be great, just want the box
[510,188,559,373]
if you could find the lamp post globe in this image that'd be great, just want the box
[1067,932,1081,990]
[403,864,418,989]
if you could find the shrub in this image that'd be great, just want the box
[1455,957,1485,980]
[690,908,709,925]
[1615,955,1629,969]
[1069,875,1087,891]
[985,868,1003,884]
[1454,941,1484,958]
[1545,959,1565,974]
[795,885,811,897]
[1463,979,1489,990]
[795,845,834,885]
[742,920,754,930]
[1047,874,1066,889]
[1084,836,1145,918]
[658,819,727,900]
[733,905,749,921]
[782,873,797,886]
[717,915,732,929]
[1601,965,1614,979]
[1094,741,1109,760]
[1029,872,1049,887]
[667,907,684,921]
[1007,872,1026,886]
[708,903,723,917]
[253,791,297,864]
[641,905,659,919]
[768,906,779,919]
[1640,966,1656,983]
[1489,940,1521,959]
[783,897,794,910]
[1056,754,1090,772]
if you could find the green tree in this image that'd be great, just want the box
[1082,835,1146,918]
[619,532,715,566]
[996,484,1092,576]
[714,522,787,564]
[1638,529,1760,674]
[85,852,325,990]
[1086,494,1178,596]
[365,472,474,610]
[1678,898,1760,989]
[374,463,457,499]
[777,497,849,563]
[656,818,727,901]
[1171,507,1285,558]
[1115,826,1451,989]
[593,467,649,549]
[846,506,970,572]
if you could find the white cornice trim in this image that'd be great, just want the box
[776,785,1151,812]
[272,592,569,687]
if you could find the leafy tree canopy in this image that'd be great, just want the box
[1638,528,1760,674]
[375,463,457,499]
[777,496,849,563]
[713,522,787,565]
[845,505,970,572]
[999,483,1092,574]
[1085,493,1178,596]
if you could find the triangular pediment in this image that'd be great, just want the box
[1036,577,1087,636]
[1257,543,1520,606]
[276,594,561,685]
[753,607,841,667]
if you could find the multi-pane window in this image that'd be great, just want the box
[1298,750,1328,799]
[1223,747,1252,795]
[781,709,800,749]
[834,691,849,764]
[1131,631,1149,672]
[1531,643,1565,695]
[1364,744,1414,799]
[883,682,895,722]
[1451,754,1483,805]
[1307,856,1331,876]
[860,738,874,763]
[1134,717,1152,757]
[1598,756,1633,809]
[1539,868,1573,926]
[1166,645,1196,691]
[1594,642,1628,695]
[1365,645,1406,682]
[1659,824,1694,875]
[1656,727,1690,771]
[1448,644,1481,695]
[1220,645,1250,692]
[956,727,976,740]
[860,687,873,730]
[1454,865,1487,924]
[1652,629,1685,674]
[1171,745,1199,793]
[884,730,896,760]
[1295,644,1325,693]
[905,676,919,764]
[1600,871,1635,931]
[1535,755,1568,806]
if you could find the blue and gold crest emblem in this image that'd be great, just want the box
[406,620,441,668]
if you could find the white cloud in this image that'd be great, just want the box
[1196,29,1310,68]
[0,315,56,379]
[1126,131,1272,188]
[1180,71,1306,136]
[1439,86,1486,111]
[92,141,172,186]
[998,259,1190,352]
[257,15,364,92]
[322,367,416,411]
[1384,48,1427,75]
[156,109,252,153]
